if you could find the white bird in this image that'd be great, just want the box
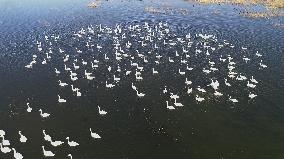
[178,69,185,75]
[208,79,219,90]
[43,130,52,142]
[250,76,258,84]
[187,88,193,94]
[166,101,175,110]
[42,146,55,157]
[185,78,192,85]
[58,95,67,103]
[26,102,32,112]
[224,78,231,86]
[90,128,101,139]
[229,96,238,103]
[68,154,73,159]
[214,91,223,97]
[76,90,82,97]
[50,140,64,147]
[66,137,79,147]
[18,131,27,143]
[136,90,145,97]
[174,98,184,107]
[55,68,60,75]
[39,109,50,118]
[12,148,23,159]
[0,143,11,153]
[247,81,256,88]
[131,83,137,91]
[196,95,205,102]
[249,93,257,99]
[0,130,5,137]
[197,86,206,93]
[0,135,10,146]
[152,68,158,74]
[98,106,107,115]
[58,80,68,87]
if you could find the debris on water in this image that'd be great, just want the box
[87,0,101,8]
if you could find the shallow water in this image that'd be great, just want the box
[0,0,284,159]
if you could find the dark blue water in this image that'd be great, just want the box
[0,0,284,159]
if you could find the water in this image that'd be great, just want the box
[0,0,284,158]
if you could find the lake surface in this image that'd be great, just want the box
[0,0,284,159]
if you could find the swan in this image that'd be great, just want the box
[26,102,32,112]
[58,95,67,103]
[136,90,145,97]
[255,51,262,57]
[98,106,107,115]
[90,128,101,139]
[174,98,184,107]
[178,69,185,75]
[55,68,60,75]
[73,63,79,70]
[247,81,256,88]
[86,74,95,80]
[85,70,92,76]
[185,78,192,85]
[43,130,52,142]
[113,75,120,82]
[229,96,238,103]
[163,86,167,94]
[249,93,257,99]
[224,78,231,86]
[106,81,115,88]
[214,91,223,97]
[208,79,219,90]
[166,101,175,110]
[250,76,258,84]
[0,130,5,137]
[68,154,73,159]
[187,88,193,94]
[170,93,179,100]
[0,136,10,146]
[39,109,50,118]
[126,71,131,76]
[0,143,11,153]
[196,95,205,102]
[50,140,64,147]
[71,85,79,92]
[131,83,137,91]
[42,146,55,157]
[197,86,206,93]
[76,90,82,97]
[152,68,158,74]
[18,131,27,143]
[66,137,79,147]
[58,80,68,87]
[12,148,23,159]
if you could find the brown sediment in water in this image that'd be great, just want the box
[145,6,189,15]
[190,0,284,8]
[87,0,101,8]
[242,10,283,18]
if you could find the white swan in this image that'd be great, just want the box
[90,128,101,139]
[43,130,52,142]
[66,137,79,147]
[12,148,23,159]
[39,109,50,118]
[98,106,107,115]
[58,95,67,103]
[166,101,175,110]
[18,131,27,143]
[0,143,11,153]
[42,146,55,157]
[26,102,32,112]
